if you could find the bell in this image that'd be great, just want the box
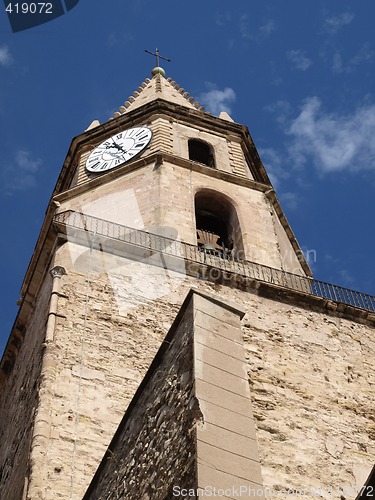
[202,243,217,252]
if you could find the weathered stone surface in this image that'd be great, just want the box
[0,272,52,500]
[1,255,374,499]
[84,290,261,500]
[84,294,199,499]
[0,253,374,500]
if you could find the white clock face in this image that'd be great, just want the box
[86,127,152,173]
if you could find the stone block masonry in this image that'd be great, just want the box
[193,293,264,498]
[0,271,52,500]
[0,247,374,499]
[84,289,263,499]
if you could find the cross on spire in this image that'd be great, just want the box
[144,48,171,67]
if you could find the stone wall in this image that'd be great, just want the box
[0,243,374,499]
[25,250,181,499]
[243,292,375,498]
[0,271,52,500]
[84,290,263,500]
[84,292,199,499]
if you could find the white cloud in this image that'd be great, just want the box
[279,191,299,210]
[323,257,357,289]
[0,46,12,66]
[331,44,374,74]
[336,268,356,289]
[287,97,375,173]
[239,15,276,41]
[216,12,231,26]
[16,150,42,172]
[259,20,276,38]
[1,150,42,194]
[287,50,312,71]
[258,147,290,189]
[107,32,133,48]
[199,85,236,116]
[264,100,292,125]
[239,14,251,39]
[350,43,374,66]
[331,52,343,73]
[323,12,354,34]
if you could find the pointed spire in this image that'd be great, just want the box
[112,73,205,118]
[109,49,207,118]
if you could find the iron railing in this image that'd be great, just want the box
[53,210,375,313]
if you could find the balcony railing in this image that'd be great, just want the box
[53,210,375,313]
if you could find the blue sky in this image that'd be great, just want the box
[0,1,374,355]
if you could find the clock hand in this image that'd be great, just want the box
[111,139,127,154]
[105,142,124,152]
[106,151,123,158]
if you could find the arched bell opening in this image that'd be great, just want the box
[194,190,244,259]
[188,139,215,168]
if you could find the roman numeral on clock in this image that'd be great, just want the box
[90,162,101,170]
[85,127,151,173]
[88,155,100,164]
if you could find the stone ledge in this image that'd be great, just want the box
[190,265,375,328]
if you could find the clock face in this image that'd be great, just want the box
[86,127,152,173]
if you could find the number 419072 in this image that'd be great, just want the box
[5,3,53,14]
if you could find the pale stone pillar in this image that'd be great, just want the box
[27,265,66,500]
[193,291,264,498]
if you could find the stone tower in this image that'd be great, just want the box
[0,68,374,499]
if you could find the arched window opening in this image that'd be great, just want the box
[188,139,215,168]
[195,190,244,260]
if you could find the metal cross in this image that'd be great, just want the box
[144,48,171,67]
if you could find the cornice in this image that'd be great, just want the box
[52,99,270,198]
[53,151,271,205]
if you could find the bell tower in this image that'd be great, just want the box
[0,67,374,499]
